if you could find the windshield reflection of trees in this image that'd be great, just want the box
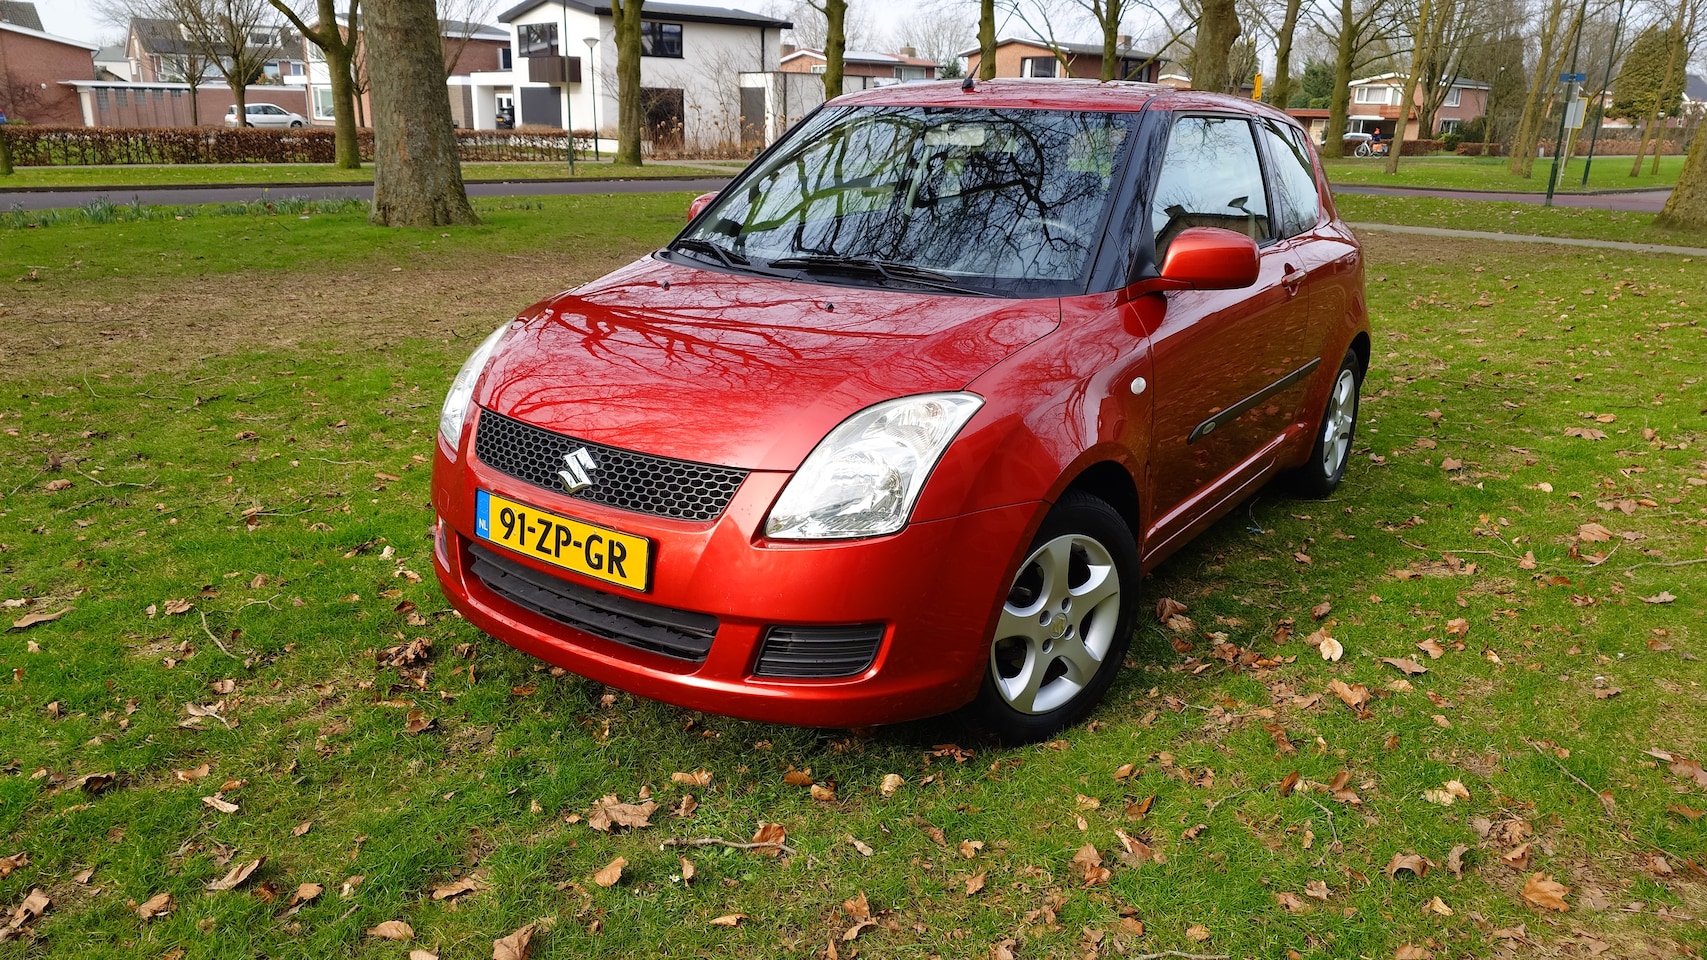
[698,108,1129,283]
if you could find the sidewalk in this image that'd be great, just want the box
[1349,221,1707,258]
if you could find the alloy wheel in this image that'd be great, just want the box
[989,534,1121,715]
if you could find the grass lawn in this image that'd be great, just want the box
[1,196,1704,959]
[1334,193,1707,248]
[1323,154,1685,193]
[0,161,733,190]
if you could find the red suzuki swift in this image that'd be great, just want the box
[432,80,1368,742]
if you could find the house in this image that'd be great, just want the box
[302,17,509,128]
[959,37,1164,84]
[1346,72,1488,139]
[1286,107,1332,144]
[778,46,936,84]
[93,43,133,81]
[0,4,98,126]
[464,0,791,150]
[1683,73,1707,119]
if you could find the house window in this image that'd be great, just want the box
[500,46,512,69]
[313,85,335,119]
[1438,118,1461,134]
[1353,85,1384,104]
[1021,56,1057,78]
[518,22,558,57]
[1443,86,1461,107]
[641,21,682,58]
[116,89,129,107]
[96,90,110,109]
[898,66,927,81]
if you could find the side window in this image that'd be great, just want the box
[1149,115,1270,262]
[1260,119,1322,238]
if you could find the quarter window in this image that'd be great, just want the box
[1259,119,1321,238]
[1149,115,1271,260]
[641,21,683,57]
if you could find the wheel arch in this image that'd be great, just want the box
[1057,458,1141,550]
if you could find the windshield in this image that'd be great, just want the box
[675,105,1138,296]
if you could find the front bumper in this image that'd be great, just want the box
[430,423,1040,728]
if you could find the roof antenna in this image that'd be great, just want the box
[961,75,975,92]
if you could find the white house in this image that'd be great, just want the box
[468,0,790,150]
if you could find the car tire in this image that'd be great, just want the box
[963,490,1138,744]
[290,120,304,128]
[1287,349,1362,498]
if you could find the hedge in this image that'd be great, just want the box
[0,127,597,166]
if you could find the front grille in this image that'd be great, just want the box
[754,624,885,678]
[474,409,748,522]
[468,542,717,662]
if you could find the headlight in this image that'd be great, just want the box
[765,393,984,540]
[438,323,512,452]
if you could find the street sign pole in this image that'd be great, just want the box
[1544,0,1589,207]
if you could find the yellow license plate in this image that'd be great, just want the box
[474,489,650,591]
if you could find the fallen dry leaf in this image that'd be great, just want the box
[1276,891,1308,913]
[202,793,239,814]
[587,795,657,832]
[292,820,312,837]
[9,607,72,630]
[1319,637,1344,661]
[1522,873,1570,912]
[751,821,787,856]
[493,923,536,960]
[1416,638,1445,659]
[431,873,490,901]
[1577,522,1613,543]
[1311,601,1332,620]
[1305,879,1331,901]
[1383,657,1428,676]
[1072,843,1110,886]
[672,770,713,787]
[1185,924,1210,942]
[810,783,837,802]
[1643,591,1677,604]
[205,857,264,891]
[135,891,172,920]
[1446,844,1470,879]
[1425,895,1453,917]
[1155,597,1187,622]
[879,774,904,796]
[1395,946,1433,959]
[708,914,745,927]
[1386,852,1431,879]
[367,920,415,940]
[1328,679,1370,710]
[679,857,695,882]
[592,857,626,888]
[965,872,987,895]
[782,769,815,787]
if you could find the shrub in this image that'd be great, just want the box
[1441,132,1462,151]
[3,127,613,166]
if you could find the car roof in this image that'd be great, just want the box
[829,78,1297,122]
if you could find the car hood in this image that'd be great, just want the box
[476,256,1059,471]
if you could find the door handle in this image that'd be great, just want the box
[1281,264,1305,294]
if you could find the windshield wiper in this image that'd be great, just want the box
[671,238,750,269]
[766,255,977,294]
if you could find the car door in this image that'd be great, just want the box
[1139,113,1312,559]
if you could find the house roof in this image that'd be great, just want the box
[95,43,128,60]
[498,0,790,30]
[957,36,1162,62]
[1686,73,1707,102]
[1350,71,1489,90]
[0,0,42,31]
[782,47,936,68]
[440,19,508,41]
[0,18,101,51]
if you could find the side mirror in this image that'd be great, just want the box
[1157,227,1260,290]
[686,191,719,221]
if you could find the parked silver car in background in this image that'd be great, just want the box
[225,103,308,128]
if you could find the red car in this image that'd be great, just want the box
[432,80,1368,742]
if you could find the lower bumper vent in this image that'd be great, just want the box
[467,542,717,662]
[754,624,884,678]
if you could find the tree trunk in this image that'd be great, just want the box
[978,0,995,80]
[1267,0,1303,107]
[820,0,846,100]
[1647,21,1687,175]
[1655,115,1707,231]
[1510,0,1571,177]
[188,76,202,126]
[326,43,361,169]
[1323,0,1355,159]
[1097,0,1124,81]
[0,126,12,176]
[1386,0,1452,173]
[613,0,644,166]
[1194,0,1242,93]
[365,0,478,226]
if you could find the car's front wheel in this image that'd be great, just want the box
[1288,349,1362,497]
[964,491,1137,743]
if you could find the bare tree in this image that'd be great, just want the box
[95,5,222,123]
[267,0,362,168]
[1194,0,1244,92]
[809,0,847,98]
[1309,0,1403,156]
[438,0,498,75]
[170,0,281,130]
[894,3,976,73]
[1266,0,1309,106]
[1508,0,1578,176]
[1383,0,1456,172]
[612,0,643,165]
[365,0,477,224]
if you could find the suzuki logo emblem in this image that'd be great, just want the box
[558,447,599,494]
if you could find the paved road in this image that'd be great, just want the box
[0,177,735,212]
[1331,183,1672,212]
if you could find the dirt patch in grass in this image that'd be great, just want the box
[1,250,642,376]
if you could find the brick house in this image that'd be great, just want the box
[778,46,937,84]
[0,5,97,126]
[960,37,1163,83]
[1346,72,1489,140]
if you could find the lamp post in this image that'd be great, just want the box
[584,36,600,161]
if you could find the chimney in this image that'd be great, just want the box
[1117,34,1132,49]
[780,42,795,56]
[899,45,917,57]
